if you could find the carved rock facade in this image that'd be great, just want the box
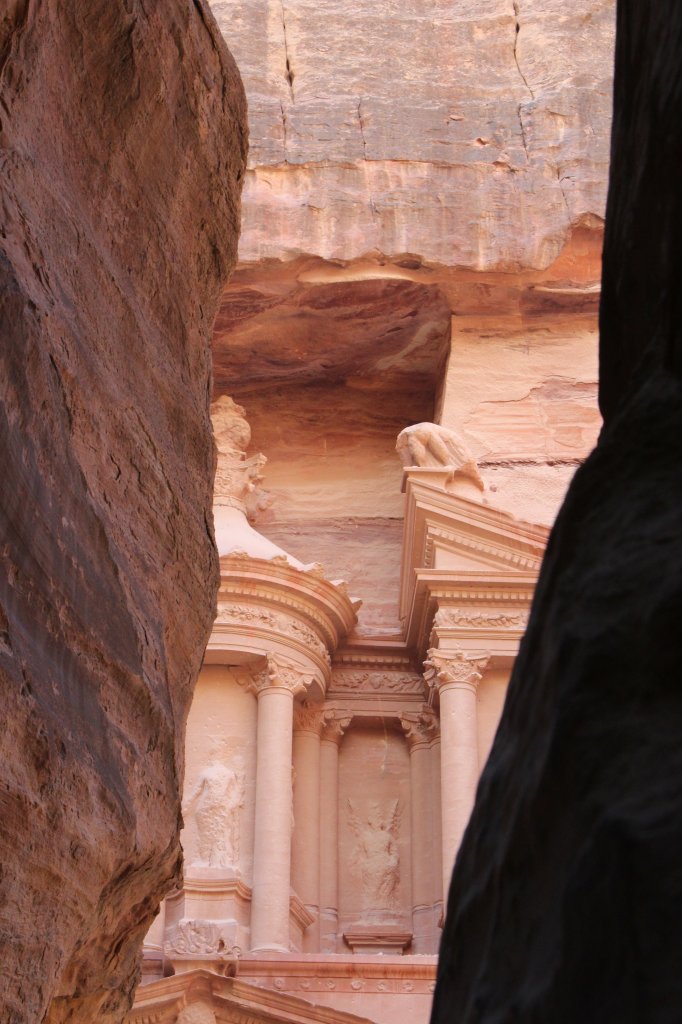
[132,406,551,1024]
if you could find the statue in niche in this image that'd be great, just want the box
[184,749,245,869]
[211,394,268,517]
[347,798,401,910]
[396,421,484,488]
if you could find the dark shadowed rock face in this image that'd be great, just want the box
[0,2,246,1021]
[431,3,682,1022]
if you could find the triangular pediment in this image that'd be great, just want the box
[402,474,548,577]
[399,472,549,654]
[128,969,375,1024]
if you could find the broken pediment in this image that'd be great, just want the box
[399,467,549,660]
[127,969,375,1024]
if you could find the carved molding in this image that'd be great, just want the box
[218,565,354,653]
[423,527,542,573]
[330,670,424,695]
[434,607,529,631]
[216,602,329,661]
[424,648,491,691]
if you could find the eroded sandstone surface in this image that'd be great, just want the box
[431,1,682,1020]
[211,0,613,270]
[207,1,613,634]
[0,2,246,1021]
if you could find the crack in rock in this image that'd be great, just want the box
[280,0,295,101]
[512,1,534,163]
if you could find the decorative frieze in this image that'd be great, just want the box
[433,608,529,631]
[330,670,424,695]
[164,918,241,959]
[215,603,329,661]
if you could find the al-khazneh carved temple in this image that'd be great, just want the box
[126,3,614,1024]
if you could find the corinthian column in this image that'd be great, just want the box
[400,708,439,952]
[319,711,352,953]
[292,703,325,951]
[249,656,311,953]
[425,648,490,905]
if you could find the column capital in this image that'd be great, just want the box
[400,708,439,750]
[249,654,313,699]
[293,701,327,735]
[320,710,353,744]
[424,647,490,694]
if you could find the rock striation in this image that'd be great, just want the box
[211,0,614,270]
[431,1,682,1020]
[0,2,246,1022]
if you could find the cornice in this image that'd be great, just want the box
[219,554,359,648]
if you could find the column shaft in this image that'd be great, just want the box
[251,685,295,952]
[439,680,479,903]
[408,740,436,951]
[292,724,321,951]
[319,730,343,953]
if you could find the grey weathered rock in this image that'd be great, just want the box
[431,1,682,1020]
[211,0,614,269]
[0,2,246,1021]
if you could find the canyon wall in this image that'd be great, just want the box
[0,2,246,1021]
[213,0,613,269]
[431,1,682,1020]
[208,0,614,634]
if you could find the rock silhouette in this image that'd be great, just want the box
[431,2,682,1021]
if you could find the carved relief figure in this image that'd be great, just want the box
[347,799,401,911]
[396,421,484,488]
[164,918,241,959]
[184,750,245,868]
[211,395,267,513]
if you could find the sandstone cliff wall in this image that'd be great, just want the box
[207,0,613,633]
[212,0,613,270]
[0,2,246,1021]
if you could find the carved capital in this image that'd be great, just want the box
[399,708,439,749]
[249,655,313,699]
[321,711,353,744]
[424,648,490,693]
[293,701,327,735]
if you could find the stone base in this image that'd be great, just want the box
[343,925,413,955]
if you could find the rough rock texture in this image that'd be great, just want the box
[431,1,682,1020]
[211,0,614,269]
[203,1,613,633]
[0,3,246,1022]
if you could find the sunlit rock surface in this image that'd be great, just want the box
[0,1,246,1021]
[211,0,613,269]
[207,1,612,634]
